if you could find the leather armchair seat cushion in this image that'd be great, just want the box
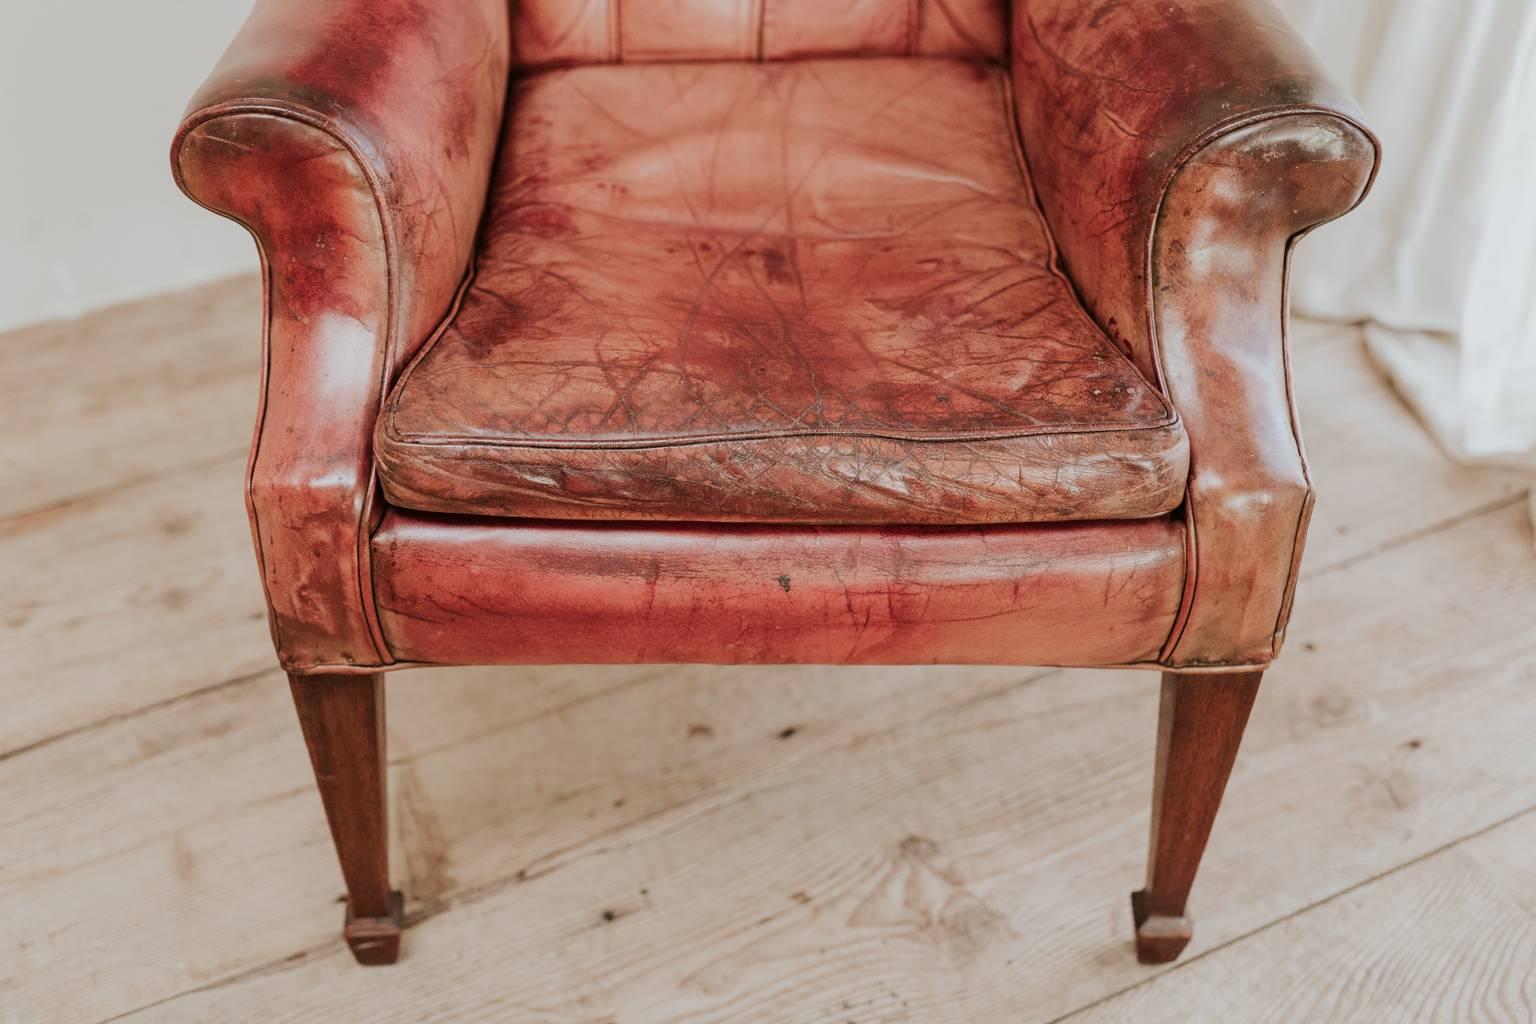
[375,58,1190,525]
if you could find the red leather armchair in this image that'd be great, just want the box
[173,0,1377,966]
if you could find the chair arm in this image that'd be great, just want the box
[171,0,510,673]
[1010,0,1380,667]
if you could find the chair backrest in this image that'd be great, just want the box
[510,0,1008,67]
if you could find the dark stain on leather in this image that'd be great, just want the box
[509,204,576,238]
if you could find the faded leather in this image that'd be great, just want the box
[372,512,1185,667]
[510,0,1007,66]
[1011,0,1379,666]
[172,0,1376,674]
[172,0,510,671]
[375,59,1189,525]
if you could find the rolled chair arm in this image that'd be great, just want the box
[1010,0,1380,667]
[171,0,511,672]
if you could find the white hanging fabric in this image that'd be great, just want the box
[1272,0,1536,530]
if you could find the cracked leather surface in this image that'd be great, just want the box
[510,0,1007,66]
[376,58,1190,525]
[372,511,1186,666]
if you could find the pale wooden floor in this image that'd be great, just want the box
[3,277,1534,1024]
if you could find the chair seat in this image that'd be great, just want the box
[375,58,1189,524]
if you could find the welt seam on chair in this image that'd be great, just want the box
[245,228,283,659]
[171,120,284,658]
[1269,235,1313,661]
[381,418,1184,451]
[1265,141,1381,657]
[283,660,401,677]
[318,657,1264,674]
[1155,659,1273,674]
[1159,503,1199,665]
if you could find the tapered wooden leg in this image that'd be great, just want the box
[1132,669,1262,964]
[288,672,402,966]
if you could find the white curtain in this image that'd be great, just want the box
[1272,0,1536,528]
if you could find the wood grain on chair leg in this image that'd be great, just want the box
[288,672,402,966]
[1132,669,1262,964]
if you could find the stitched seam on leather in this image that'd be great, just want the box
[1269,235,1312,661]
[284,660,397,677]
[294,657,1238,674]
[383,416,1186,449]
[174,105,399,668]
[1159,505,1199,664]
[996,66,1178,430]
[1155,110,1381,666]
[1266,140,1378,657]
[1149,660,1272,674]
[383,368,1182,446]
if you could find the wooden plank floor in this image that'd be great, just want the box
[1,277,1532,1024]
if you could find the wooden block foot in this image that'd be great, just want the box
[1131,888,1192,964]
[344,890,404,965]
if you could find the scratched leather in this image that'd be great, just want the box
[173,0,510,671]
[372,511,1186,666]
[1011,0,1379,665]
[510,0,1007,66]
[376,58,1190,525]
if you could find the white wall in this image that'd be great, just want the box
[0,1,256,332]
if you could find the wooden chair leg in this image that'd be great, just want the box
[288,672,402,966]
[1132,669,1262,964]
